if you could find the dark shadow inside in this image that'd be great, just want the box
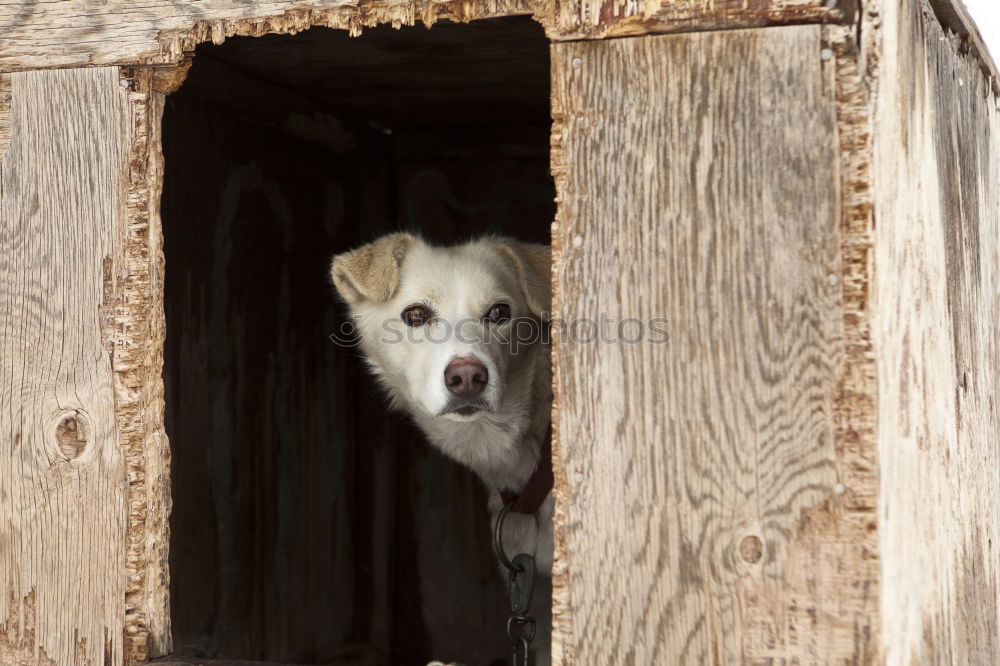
[160,16,553,666]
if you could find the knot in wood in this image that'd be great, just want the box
[55,411,90,460]
[738,535,764,564]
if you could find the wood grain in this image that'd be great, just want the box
[550,25,878,663]
[0,0,853,71]
[549,0,847,40]
[0,0,531,71]
[871,1,1000,663]
[0,73,9,160]
[0,68,131,666]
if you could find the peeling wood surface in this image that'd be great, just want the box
[550,25,878,663]
[0,68,130,666]
[871,2,1000,663]
[118,74,173,663]
[0,0,854,71]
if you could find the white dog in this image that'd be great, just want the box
[330,233,553,664]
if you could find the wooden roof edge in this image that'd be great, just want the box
[927,0,1000,97]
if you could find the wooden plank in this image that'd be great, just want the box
[550,25,879,663]
[0,65,170,666]
[0,68,131,666]
[871,1,1000,662]
[0,0,853,71]
[0,0,532,71]
[549,0,851,40]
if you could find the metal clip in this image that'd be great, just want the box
[507,615,536,666]
[508,553,535,615]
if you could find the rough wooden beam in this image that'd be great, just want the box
[549,0,852,40]
[0,0,855,71]
[0,0,532,71]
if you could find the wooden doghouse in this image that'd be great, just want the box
[1,0,997,664]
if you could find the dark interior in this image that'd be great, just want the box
[161,16,553,666]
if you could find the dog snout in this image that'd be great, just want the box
[444,358,489,397]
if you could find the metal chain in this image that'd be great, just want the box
[494,502,537,666]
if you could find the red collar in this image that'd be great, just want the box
[499,425,553,515]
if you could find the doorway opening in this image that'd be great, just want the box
[160,16,553,665]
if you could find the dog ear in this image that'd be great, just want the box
[330,233,414,304]
[493,238,551,318]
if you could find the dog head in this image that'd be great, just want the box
[330,234,550,423]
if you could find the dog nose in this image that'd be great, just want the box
[444,358,488,397]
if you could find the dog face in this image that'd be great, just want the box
[330,234,550,423]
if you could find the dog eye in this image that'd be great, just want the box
[485,303,511,324]
[402,305,431,327]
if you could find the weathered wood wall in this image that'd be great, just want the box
[3,0,999,664]
[550,24,880,663]
[160,28,553,662]
[0,67,170,666]
[871,1,1000,663]
[0,0,852,71]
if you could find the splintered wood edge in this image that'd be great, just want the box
[137,0,851,108]
[825,25,880,515]
[548,42,572,665]
[110,67,172,662]
[826,20,882,654]
[152,1,847,64]
[154,0,538,66]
